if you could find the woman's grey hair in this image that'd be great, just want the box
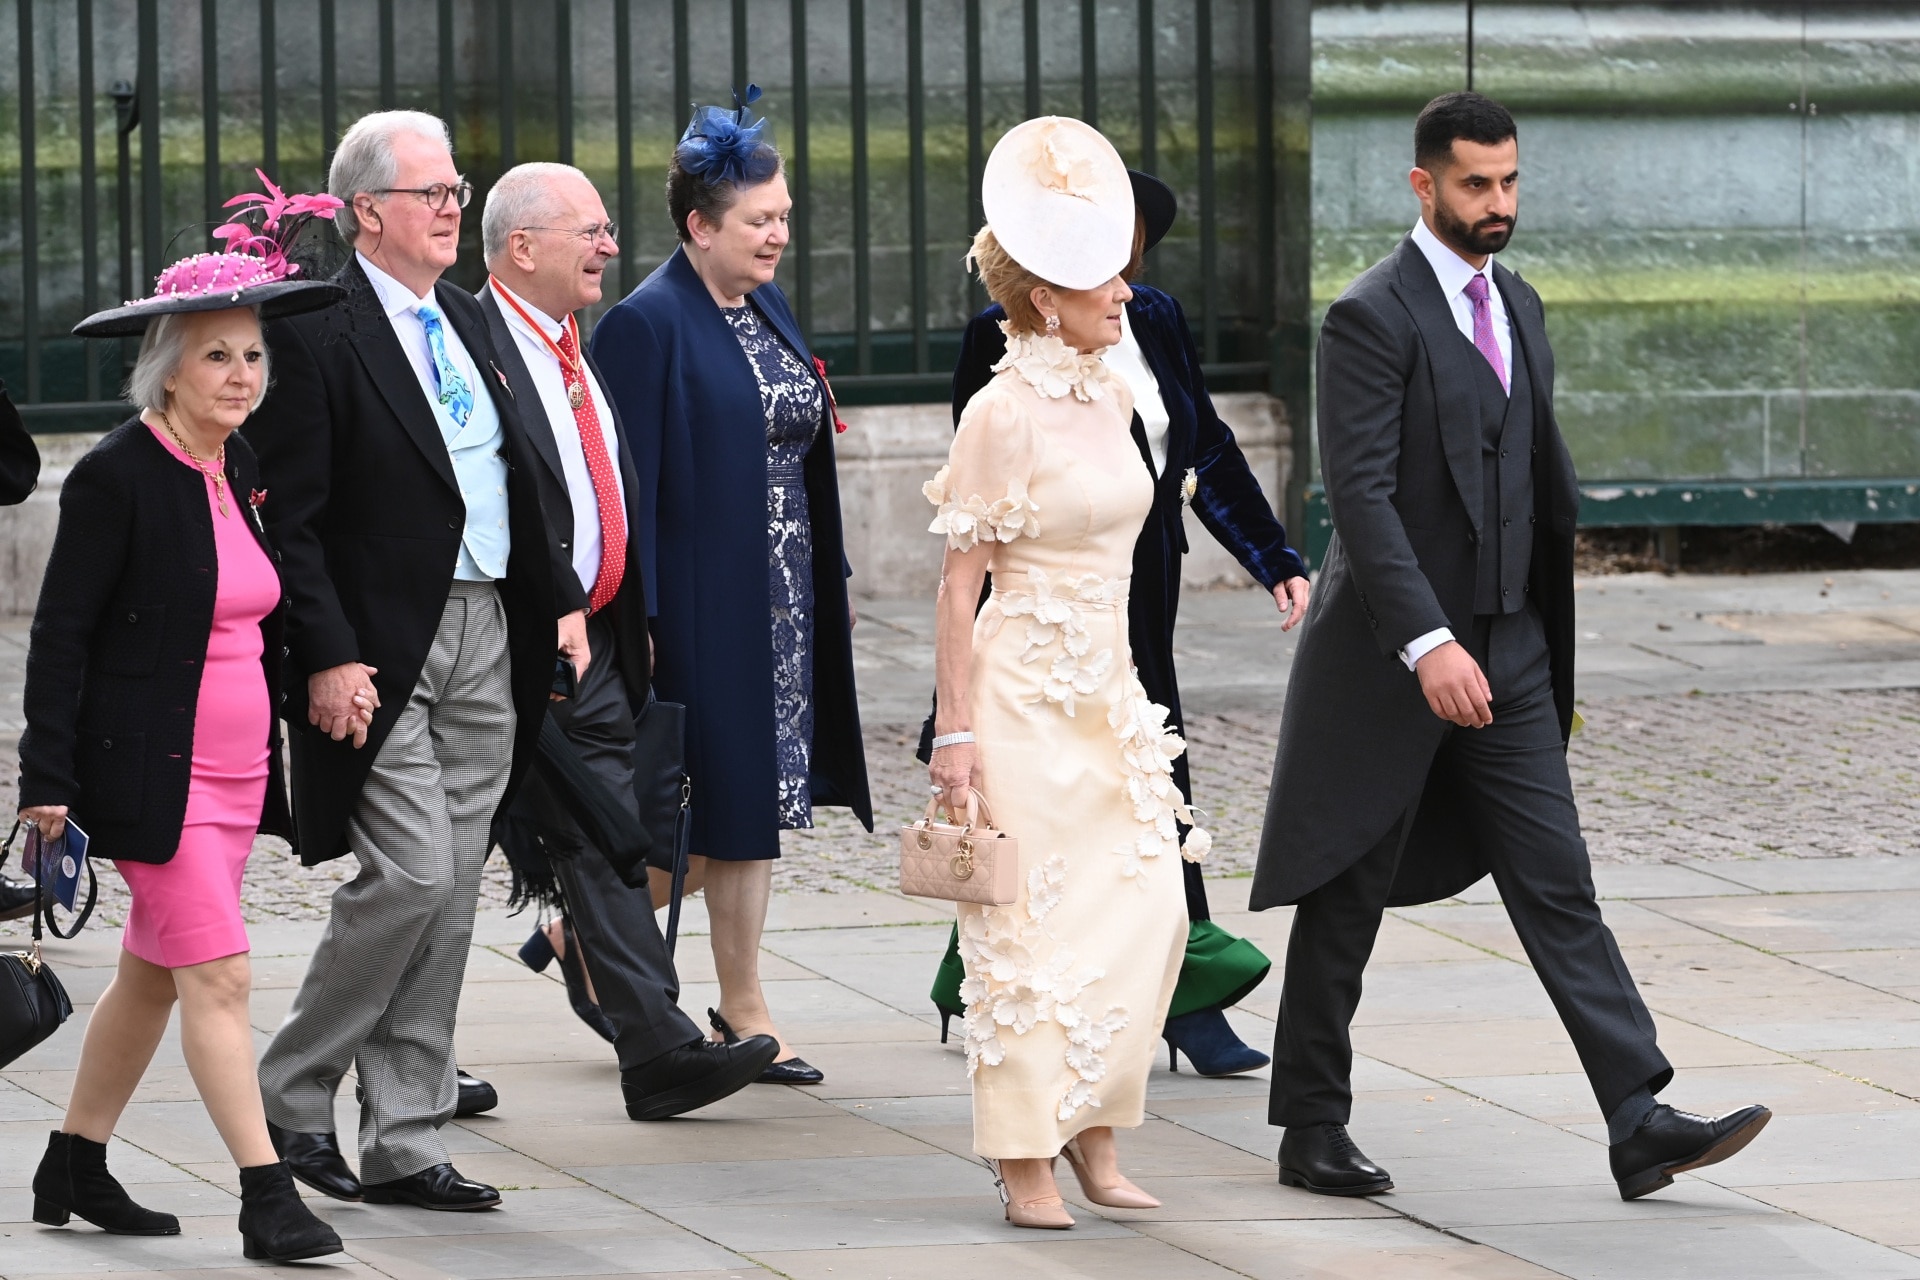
[328,110,454,244]
[125,308,269,414]
[482,162,586,264]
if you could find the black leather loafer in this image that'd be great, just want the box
[266,1122,363,1202]
[1611,1103,1771,1200]
[1278,1123,1393,1196]
[454,1069,498,1117]
[622,1035,781,1121]
[361,1163,501,1211]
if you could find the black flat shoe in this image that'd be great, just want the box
[238,1161,343,1261]
[1611,1103,1771,1200]
[361,1162,501,1211]
[267,1122,362,1202]
[621,1035,781,1120]
[708,1008,826,1084]
[455,1069,498,1117]
[0,876,36,922]
[1278,1123,1393,1196]
[31,1131,181,1235]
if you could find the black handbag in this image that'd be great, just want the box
[631,694,692,956]
[0,822,75,1070]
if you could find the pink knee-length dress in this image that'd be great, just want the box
[116,423,280,968]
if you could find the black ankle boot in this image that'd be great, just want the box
[238,1161,343,1261]
[31,1130,181,1235]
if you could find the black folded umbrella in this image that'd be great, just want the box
[535,714,653,869]
[493,712,653,913]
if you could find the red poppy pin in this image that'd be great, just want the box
[812,356,849,434]
[249,489,268,509]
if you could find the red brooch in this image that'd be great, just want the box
[812,356,849,434]
[249,489,268,508]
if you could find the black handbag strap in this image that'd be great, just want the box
[662,776,691,957]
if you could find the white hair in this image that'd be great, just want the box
[328,110,454,244]
[482,162,591,264]
[125,308,269,414]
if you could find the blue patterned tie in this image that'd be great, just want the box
[416,304,474,430]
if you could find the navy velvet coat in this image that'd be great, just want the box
[590,248,872,860]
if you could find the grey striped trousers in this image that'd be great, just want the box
[259,581,514,1183]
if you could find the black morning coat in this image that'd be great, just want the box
[590,246,872,860]
[1249,236,1582,911]
[243,257,569,865]
[17,420,292,863]
[477,285,651,706]
[0,382,41,504]
[938,286,1309,825]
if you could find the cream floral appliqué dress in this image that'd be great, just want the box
[926,324,1210,1158]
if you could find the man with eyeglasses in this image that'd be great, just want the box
[475,162,779,1118]
[246,111,585,1213]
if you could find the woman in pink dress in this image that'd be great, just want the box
[17,191,349,1263]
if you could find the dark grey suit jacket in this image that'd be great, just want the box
[1249,235,1582,910]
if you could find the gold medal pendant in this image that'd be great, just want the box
[568,381,585,410]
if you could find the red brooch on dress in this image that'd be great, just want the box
[812,356,849,434]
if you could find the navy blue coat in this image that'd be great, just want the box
[590,248,872,860]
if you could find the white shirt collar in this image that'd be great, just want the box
[1410,217,1495,305]
[358,251,439,318]
[489,279,569,344]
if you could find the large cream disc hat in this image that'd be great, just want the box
[981,116,1135,290]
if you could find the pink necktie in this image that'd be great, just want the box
[1464,275,1508,394]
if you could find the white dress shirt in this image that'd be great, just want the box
[1397,219,1516,671]
[1104,306,1170,476]
[489,280,625,600]
[358,252,480,416]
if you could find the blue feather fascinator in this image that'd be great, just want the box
[677,83,780,187]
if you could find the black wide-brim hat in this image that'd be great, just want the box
[73,277,346,339]
[1129,169,1177,253]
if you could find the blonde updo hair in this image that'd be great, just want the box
[966,226,1051,336]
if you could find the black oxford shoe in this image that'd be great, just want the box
[622,1035,781,1121]
[361,1163,501,1211]
[266,1122,362,1202]
[1278,1123,1394,1196]
[455,1069,498,1117]
[1611,1103,1771,1200]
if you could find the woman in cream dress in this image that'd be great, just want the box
[926,117,1207,1229]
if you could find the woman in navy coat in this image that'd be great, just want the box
[592,93,871,1084]
[925,172,1310,1075]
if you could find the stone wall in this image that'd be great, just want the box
[0,392,1290,614]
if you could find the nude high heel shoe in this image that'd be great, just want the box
[1062,1138,1162,1209]
[986,1159,1075,1229]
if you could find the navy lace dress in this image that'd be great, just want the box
[723,302,825,830]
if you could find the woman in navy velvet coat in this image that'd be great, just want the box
[591,102,871,1083]
[926,174,1310,1075]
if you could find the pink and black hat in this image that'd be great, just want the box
[73,171,348,338]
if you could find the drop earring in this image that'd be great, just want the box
[1044,313,1061,334]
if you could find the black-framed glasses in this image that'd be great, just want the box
[374,180,473,210]
[519,221,620,246]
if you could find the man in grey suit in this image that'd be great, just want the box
[1251,92,1770,1203]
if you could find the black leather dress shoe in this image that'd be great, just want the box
[361,1163,501,1211]
[622,1035,781,1121]
[1611,1103,1771,1200]
[0,876,37,922]
[1278,1123,1394,1196]
[266,1122,362,1202]
[454,1069,498,1117]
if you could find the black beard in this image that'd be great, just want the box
[1435,201,1515,256]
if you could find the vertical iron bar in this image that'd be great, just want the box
[1254,0,1274,332]
[260,0,277,177]
[732,0,747,95]
[1023,0,1041,118]
[379,0,396,108]
[1465,0,1474,91]
[1138,0,1156,174]
[1081,0,1097,127]
[908,0,928,373]
[320,0,338,170]
[790,0,812,334]
[1273,0,1313,545]
[672,0,690,143]
[616,0,635,293]
[967,0,983,314]
[139,0,162,288]
[19,0,39,402]
[80,0,101,400]
[1196,0,1216,361]
[203,0,221,227]
[557,0,574,163]
[115,82,137,310]
[498,0,516,167]
[438,0,455,136]
[850,0,871,374]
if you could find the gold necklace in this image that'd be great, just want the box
[158,410,230,516]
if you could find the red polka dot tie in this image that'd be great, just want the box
[558,326,626,614]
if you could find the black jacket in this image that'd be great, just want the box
[1250,236,1581,910]
[242,258,566,865]
[477,285,650,703]
[18,418,291,863]
[0,382,42,505]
